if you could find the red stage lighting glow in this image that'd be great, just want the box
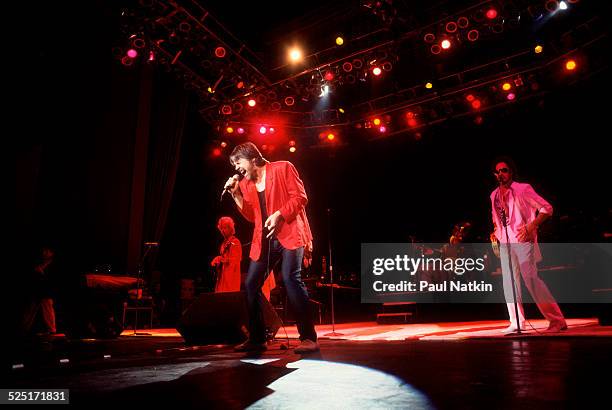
[441,39,451,50]
[565,59,577,71]
[259,126,267,134]
[289,146,297,153]
[466,94,475,102]
[372,67,382,76]
[212,148,222,157]
[373,118,381,126]
[486,8,498,19]
[215,47,226,58]
[324,70,335,81]
[237,127,245,134]
[471,99,482,109]
[127,49,138,58]
[327,133,335,141]
[502,82,512,91]
[248,99,256,107]
[284,96,295,106]
[269,127,275,134]
[407,118,418,127]
[507,93,516,100]
[379,126,387,133]
[220,142,228,148]
[237,81,244,89]
[226,127,234,134]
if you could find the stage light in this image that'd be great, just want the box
[207,87,214,94]
[430,45,441,54]
[221,105,232,115]
[507,93,516,100]
[339,108,345,114]
[467,29,479,42]
[336,36,344,46]
[289,47,303,63]
[441,39,451,50]
[446,22,458,33]
[121,56,134,66]
[471,99,482,109]
[284,96,295,106]
[466,94,475,102]
[259,126,267,134]
[457,17,469,28]
[407,118,418,127]
[379,126,387,133]
[226,126,234,133]
[324,70,335,81]
[373,118,381,126]
[148,51,155,61]
[269,127,275,134]
[545,0,558,12]
[248,99,256,107]
[502,82,512,91]
[212,148,222,157]
[237,127,245,134]
[486,8,498,19]
[220,141,228,148]
[534,45,543,54]
[289,140,296,147]
[474,116,484,125]
[423,33,436,43]
[425,82,433,89]
[565,59,577,71]
[319,85,330,97]
[237,81,245,89]
[342,62,353,72]
[372,67,382,76]
[215,47,226,58]
[127,49,138,58]
[327,133,335,141]
[289,146,297,153]
[559,1,568,10]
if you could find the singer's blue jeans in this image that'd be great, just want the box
[245,238,317,342]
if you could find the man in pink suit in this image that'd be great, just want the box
[224,142,318,353]
[490,157,567,333]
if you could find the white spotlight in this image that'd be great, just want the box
[559,1,568,10]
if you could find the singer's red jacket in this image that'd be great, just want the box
[236,161,313,261]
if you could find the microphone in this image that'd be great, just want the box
[220,174,241,201]
[144,242,159,247]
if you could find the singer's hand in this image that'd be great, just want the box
[264,211,283,238]
[516,223,536,242]
[490,232,498,243]
[211,256,222,266]
[224,175,240,195]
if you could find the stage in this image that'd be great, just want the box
[9,319,612,408]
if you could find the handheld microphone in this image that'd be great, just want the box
[220,174,241,201]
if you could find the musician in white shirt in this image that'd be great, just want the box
[490,157,567,333]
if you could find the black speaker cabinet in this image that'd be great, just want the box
[178,291,281,345]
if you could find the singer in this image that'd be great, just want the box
[490,157,567,333]
[224,142,318,353]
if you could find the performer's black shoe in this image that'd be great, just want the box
[234,340,267,352]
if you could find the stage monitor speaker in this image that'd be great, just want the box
[177,291,281,345]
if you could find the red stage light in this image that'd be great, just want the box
[467,29,479,42]
[220,142,228,148]
[466,94,475,102]
[379,126,387,133]
[237,81,244,89]
[247,99,256,107]
[471,99,482,109]
[212,148,222,157]
[259,126,267,134]
[486,8,498,19]
[284,96,295,106]
[407,118,418,127]
[221,105,232,115]
[324,70,335,81]
[507,93,516,100]
[269,127,275,134]
[127,49,138,58]
[441,39,451,49]
[342,62,353,72]
[372,67,382,76]
[215,47,226,58]
[237,127,245,134]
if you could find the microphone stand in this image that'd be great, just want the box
[132,243,155,336]
[499,185,522,336]
[324,208,343,337]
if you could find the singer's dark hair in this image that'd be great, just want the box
[491,155,518,180]
[229,142,267,166]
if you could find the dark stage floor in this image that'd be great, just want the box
[7,323,612,409]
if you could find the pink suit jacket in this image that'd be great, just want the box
[237,161,313,261]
